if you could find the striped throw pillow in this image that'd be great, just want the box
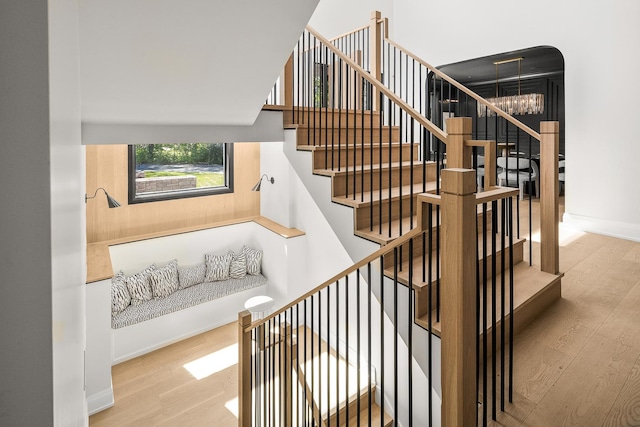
[229,250,247,279]
[242,245,262,275]
[148,259,179,298]
[111,271,131,315]
[205,252,232,282]
[126,264,156,306]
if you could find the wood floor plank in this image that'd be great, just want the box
[603,354,640,427]
[522,332,639,426]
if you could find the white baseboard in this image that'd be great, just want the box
[562,212,640,243]
[87,386,114,416]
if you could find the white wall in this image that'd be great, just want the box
[309,0,394,38]
[392,0,640,241]
[0,0,86,425]
[50,0,88,423]
[260,139,354,292]
[79,0,319,126]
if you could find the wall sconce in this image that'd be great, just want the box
[251,174,275,192]
[85,187,121,208]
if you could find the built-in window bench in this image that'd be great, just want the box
[85,216,305,415]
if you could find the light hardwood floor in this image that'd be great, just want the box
[90,199,640,426]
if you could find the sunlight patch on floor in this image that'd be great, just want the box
[224,397,238,419]
[183,343,238,380]
[529,222,586,247]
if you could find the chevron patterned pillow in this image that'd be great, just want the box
[178,262,206,289]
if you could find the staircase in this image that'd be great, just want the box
[288,107,438,245]
[239,13,564,427]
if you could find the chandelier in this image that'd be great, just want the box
[477,57,544,117]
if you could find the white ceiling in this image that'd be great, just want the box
[79,0,319,126]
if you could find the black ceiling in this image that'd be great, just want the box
[437,46,564,86]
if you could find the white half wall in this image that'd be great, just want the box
[79,0,319,125]
[391,0,640,242]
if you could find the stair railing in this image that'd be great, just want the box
[329,11,560,272]
[238,165,525,426]
[279,24,449,243]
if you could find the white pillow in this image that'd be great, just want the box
[205,252,232,282]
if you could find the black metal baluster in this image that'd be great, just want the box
[500,197,506,412]
[509,196,514,403]
[388,98,393,239]
[379,256,385,427]
[492,199,498,421]
[428,205,434,427]
[408,237,414,426]
[338,58,343,173]
[327,286,330,427]
[393,246,398,424]
[482,202,488,427]
[368,262,372,426]
[311,294,315,425]
[436,202,441,322]
[345,274,350,424]
[356,265,361,427]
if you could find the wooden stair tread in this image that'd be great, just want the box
[355,216,420,245]
[347,402,393,427]
[386,235,527,290]
[415,263,562,336]
[333,182,437,208]
[298,141,419,152]
[314,160,435,177]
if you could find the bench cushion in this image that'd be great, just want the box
[112,273,268,328]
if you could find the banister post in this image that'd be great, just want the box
[283,53,293,108]
[446,117,473,169]
[540,121,560,274]
[370,10,382,111]
[238,310,252,427]
[441,168,478,427]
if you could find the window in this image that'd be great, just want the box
[128,143,233,203]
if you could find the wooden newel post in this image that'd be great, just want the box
[283,54,293,108]
[540,121,560,275]
[369,10,383,111]
[446,118,473,169]
[441,168,478,427]
[238,310,252,427]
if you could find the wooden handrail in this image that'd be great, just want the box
[305,25,449,144]
[245,226,424,332]
[383,37,541,141]
[328,23,370,43]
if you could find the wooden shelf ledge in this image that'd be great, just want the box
[86,216,304,284]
